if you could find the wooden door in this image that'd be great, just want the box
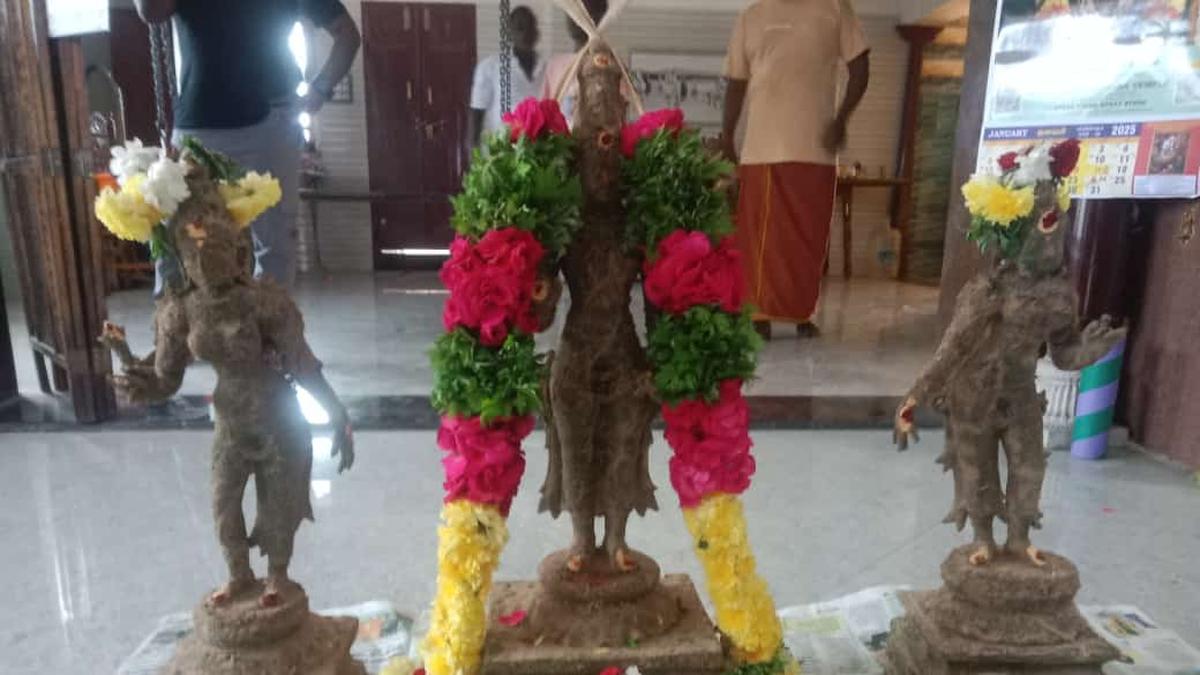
[362,2,475,270]
[1118,202,1200,468]
[0,0,115,421]
[109,8,166,144]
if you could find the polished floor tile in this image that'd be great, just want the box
[6,273,940,402]
[0,430,1195,674]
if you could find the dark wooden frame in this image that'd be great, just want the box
[0,0,115,422]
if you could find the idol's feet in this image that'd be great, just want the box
[968,543,997,566]
[612,547,638,573]
[207,577,255,607]
[259,573,290,608]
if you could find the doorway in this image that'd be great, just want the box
[362,2,476,270]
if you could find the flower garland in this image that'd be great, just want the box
[622,110,793,673]
[962,138,1080,258]
[418,97,581,675]
[93,138,282,257]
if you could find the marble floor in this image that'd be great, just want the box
[6,272,941,401]
[1,429,1196,674]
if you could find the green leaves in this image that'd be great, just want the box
[725,649,793,675]
[452,133,582,260]
[623,130,735,255]
[967,213,1032,260]
[647,306,762,404]
[181,136,245,181]
[430,329,543,423]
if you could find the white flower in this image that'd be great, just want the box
[1012,147,1052,185]
[141,153,191,216]
[109,138,161,184]
[626,668,642,675]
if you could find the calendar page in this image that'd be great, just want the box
[978,0,1200,199]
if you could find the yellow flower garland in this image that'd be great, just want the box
[421,500,510,675]
[961,176,1035,227]
[218,172,282,228]
[94,175,163,243]
[683,494,784,665]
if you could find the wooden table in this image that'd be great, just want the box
[834,175,910,278]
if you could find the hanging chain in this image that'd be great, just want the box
[499,0,513,113]
[148,21,175,149]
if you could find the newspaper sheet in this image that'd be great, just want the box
[779,588,1200,675]
[778,585,911,674]
[117,600,412,675]
[1082,605,1200,675]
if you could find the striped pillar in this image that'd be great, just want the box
[1071,341,1126,460]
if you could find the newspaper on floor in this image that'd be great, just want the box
[778,587,1200,675]
[778,585,911,674]
[1081,605,1200,675]
[117,600,412,675]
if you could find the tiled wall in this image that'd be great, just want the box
[308,1,907,278]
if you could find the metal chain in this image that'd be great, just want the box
[499,0,513,113]
[148,21,174,149]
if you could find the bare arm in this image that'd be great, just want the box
[260,285,355,472]
[721,78,748,163]
[304,13,362,113]
[824,52,870,152]
[134,0,177,23]
[100,296,189,404]
[908,277,994,406]
[1048,315,1127,371]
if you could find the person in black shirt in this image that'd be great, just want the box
[136,0,361,291]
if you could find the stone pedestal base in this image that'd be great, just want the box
[481,572,724,675]
[164,581,365,675]
[884,547,1119,675]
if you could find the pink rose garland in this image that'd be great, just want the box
[503,98,570,142]
[441,227,545,346]
[621,108,685,158]
[662,379,757,508]
[644,230,744,315]
[438,415,535,516]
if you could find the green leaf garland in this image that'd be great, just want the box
[430,329,543,423]
[647,306,762,404]
[623,129,735,255]
[452,133,582,260]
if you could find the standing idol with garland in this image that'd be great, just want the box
[95,140,363,675]
[884,140,1122,674]
[390,21,796,672]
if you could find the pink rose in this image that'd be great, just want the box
[644,231,744,314]
[440,228,545,345]
[661,379,756,508]
[997,152,1019,172]
[438,415,535,515]
[621,108,685,157]
[504,98,570,142]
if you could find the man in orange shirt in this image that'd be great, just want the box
[722,0,870,339]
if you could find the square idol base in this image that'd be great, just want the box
[883,591,1114,675]
[481,574,725,675]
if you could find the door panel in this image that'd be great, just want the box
[363,2,424,197]
[363,2,475,267]
[420,4,475,196]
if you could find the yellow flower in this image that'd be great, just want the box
[1057,181,1072,213]
[683,494,784,665]
[961,175,1035,227]
[93,174,163,242]
[422,500,510,675]
[219,172,282,229]
[379,657,421,675]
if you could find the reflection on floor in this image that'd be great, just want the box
[1,429,1196,673]
[7,272,941,401]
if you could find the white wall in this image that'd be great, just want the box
[309,0,906,276]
